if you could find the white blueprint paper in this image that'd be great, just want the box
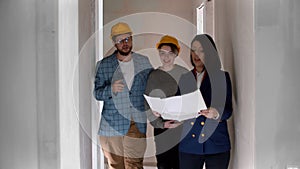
[144,90,207,121]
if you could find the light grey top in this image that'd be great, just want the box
[145,64,188,128]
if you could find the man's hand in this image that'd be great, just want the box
[112,79,124,93]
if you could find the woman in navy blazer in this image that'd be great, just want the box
[178,34,232,169]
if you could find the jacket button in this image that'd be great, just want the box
[192,134,196,138]
[201,134,205,137]
[190,122,194,125]
[201,122,205,126]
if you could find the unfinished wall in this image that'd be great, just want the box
[0,0,60,169]
[215,0,300,168]
[78,0,97,168]
[0,0,93,168]
[255,0,300,168]
[0,1,39,168]
[58,0,81,168]
[214,0,255,168]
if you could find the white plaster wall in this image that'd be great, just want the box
[255,0,300,168]
[215,0,300,168]
[214,0,255,168]
[0,1,39,169]
[58,0,81,168]
[215,0,256,168]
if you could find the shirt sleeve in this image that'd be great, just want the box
[93,61,113,101]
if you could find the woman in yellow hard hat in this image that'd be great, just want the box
[144,35,188,169]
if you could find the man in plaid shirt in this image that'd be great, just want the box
[94,22,152,169]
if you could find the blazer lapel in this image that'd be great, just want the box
[111,55,124,83]
[200,72,210,91]
[111,54,119,72]
[130,55,139,90]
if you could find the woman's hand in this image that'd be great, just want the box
[164,120,182,128]
[199,107,219,120]
[152,111,161,117]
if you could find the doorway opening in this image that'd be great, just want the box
[197,2,205,34]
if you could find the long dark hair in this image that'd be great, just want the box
[190,34,222,72]
[189,35,228,143]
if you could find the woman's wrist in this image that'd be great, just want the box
[212,111,220,120]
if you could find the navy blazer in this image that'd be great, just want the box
[94,52,152,136]
[178,70,232,155]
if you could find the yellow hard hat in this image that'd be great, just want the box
[110,22,132,39]
[156,35,180,53]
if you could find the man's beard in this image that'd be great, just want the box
[117,46,132,56]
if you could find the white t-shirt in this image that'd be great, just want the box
[118,59,134,89]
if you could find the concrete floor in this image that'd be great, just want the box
[144,166,157,169]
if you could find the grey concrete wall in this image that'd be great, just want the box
[0,0,59,169]
[0,0,89,168]
[36,0,59,169]
[0,0,37,169]
[255,0,300,168]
